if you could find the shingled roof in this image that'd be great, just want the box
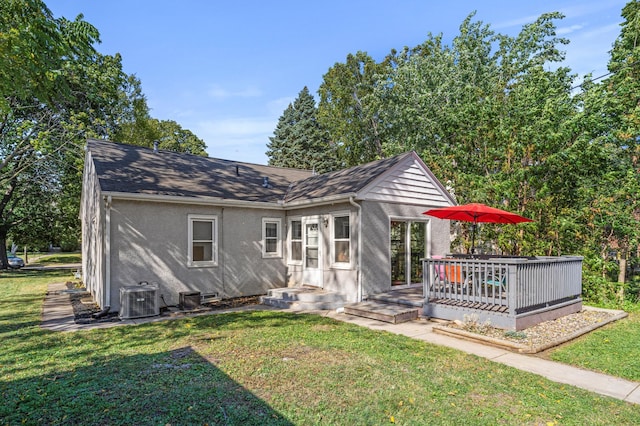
[283,152,414,203]
[87,139,312,203]
[87,139,417,205]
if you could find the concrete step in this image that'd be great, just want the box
[266,287,348,303]
[261,286,348,311]
[260,296,345,311]
[343,300,419,324]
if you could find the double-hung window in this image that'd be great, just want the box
[188,214,217,267]
[262,218,282,258]
[332,213,350,266]
[289,219,302,264]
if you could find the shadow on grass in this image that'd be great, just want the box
[0,346,294,425]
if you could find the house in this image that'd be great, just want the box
[81,139,456,313]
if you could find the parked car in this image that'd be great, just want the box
[7,255,24,269]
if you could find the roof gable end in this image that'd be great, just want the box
[356,152,455,207]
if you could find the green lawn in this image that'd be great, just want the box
[549,311,640,382]
[1,270,639,425]
[25,252,82,265]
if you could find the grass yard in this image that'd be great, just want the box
[1,270,640,425]
[25,252,82,266]
[549,311,640,382]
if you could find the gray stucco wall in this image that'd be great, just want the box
[80,152,106,307]
[107,200,287,311]
[360,200,451,297]
[285,202,359,301]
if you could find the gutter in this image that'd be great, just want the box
[103,190,360,210]
[349,197,363,302]
[103,191,284,209]
[285,193,359,209]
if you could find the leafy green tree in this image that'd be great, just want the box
[318,52,391,166]
[267,87,339,173]
[375,13,575,255]
[573,0,640,290]
[113,92,207,156]
[0,0,105,266]
[1,1,208,262]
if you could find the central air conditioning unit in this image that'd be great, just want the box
[119,284,159,319]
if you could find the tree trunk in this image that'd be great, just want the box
[618,251,627,283]
[0,231,8,270]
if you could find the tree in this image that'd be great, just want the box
[1,1,209,262]
[0,0,106,267]
[267,87,339,173]
[113,88,207,156]
[573,0,640,289]
[374,12,576,255]
[317,52,391,166]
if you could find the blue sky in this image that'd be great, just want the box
[47,0,628,164]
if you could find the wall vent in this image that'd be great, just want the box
[119,285,159,319]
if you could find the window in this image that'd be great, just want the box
[289,219,302,263]
[188,214,217,267]
[332,214,350,266]
[262,218,282,258]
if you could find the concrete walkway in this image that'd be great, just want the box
[41,283,640,405]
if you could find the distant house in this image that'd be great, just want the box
[81,139,455,313]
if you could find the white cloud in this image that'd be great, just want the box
[207,85,263,99]
[493,14,542,31]
[556,24,584,36]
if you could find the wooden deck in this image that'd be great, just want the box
[423,256,583,330]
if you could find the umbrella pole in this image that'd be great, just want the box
[470,222,477,255]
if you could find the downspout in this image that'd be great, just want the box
[349,197,362,302]
[220,207,225,295]
[104,195,112,308]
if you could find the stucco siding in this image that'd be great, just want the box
[220,207,287,298]
[107,200,286,311]
[80,151,106,307]
[284,203,358,299]
[360,200,451,297]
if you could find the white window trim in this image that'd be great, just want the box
[262,217,283,258]
[187,214,218,267]
[287,216,303,265]
[330,211,352,269]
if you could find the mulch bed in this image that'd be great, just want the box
[65,281,261,325]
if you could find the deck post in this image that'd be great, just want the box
[507,264,518,317]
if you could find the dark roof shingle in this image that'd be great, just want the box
[87,139,415,205]
[283,152,413,203]
[87,139,312,203]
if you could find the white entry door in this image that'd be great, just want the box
[302,218,323,287]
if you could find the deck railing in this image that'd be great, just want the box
[423,256,583,328]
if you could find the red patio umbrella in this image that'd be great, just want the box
[423,203,533,254]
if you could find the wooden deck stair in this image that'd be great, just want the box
[343,300,419,324]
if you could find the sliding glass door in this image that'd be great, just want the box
[390,220,427,287]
